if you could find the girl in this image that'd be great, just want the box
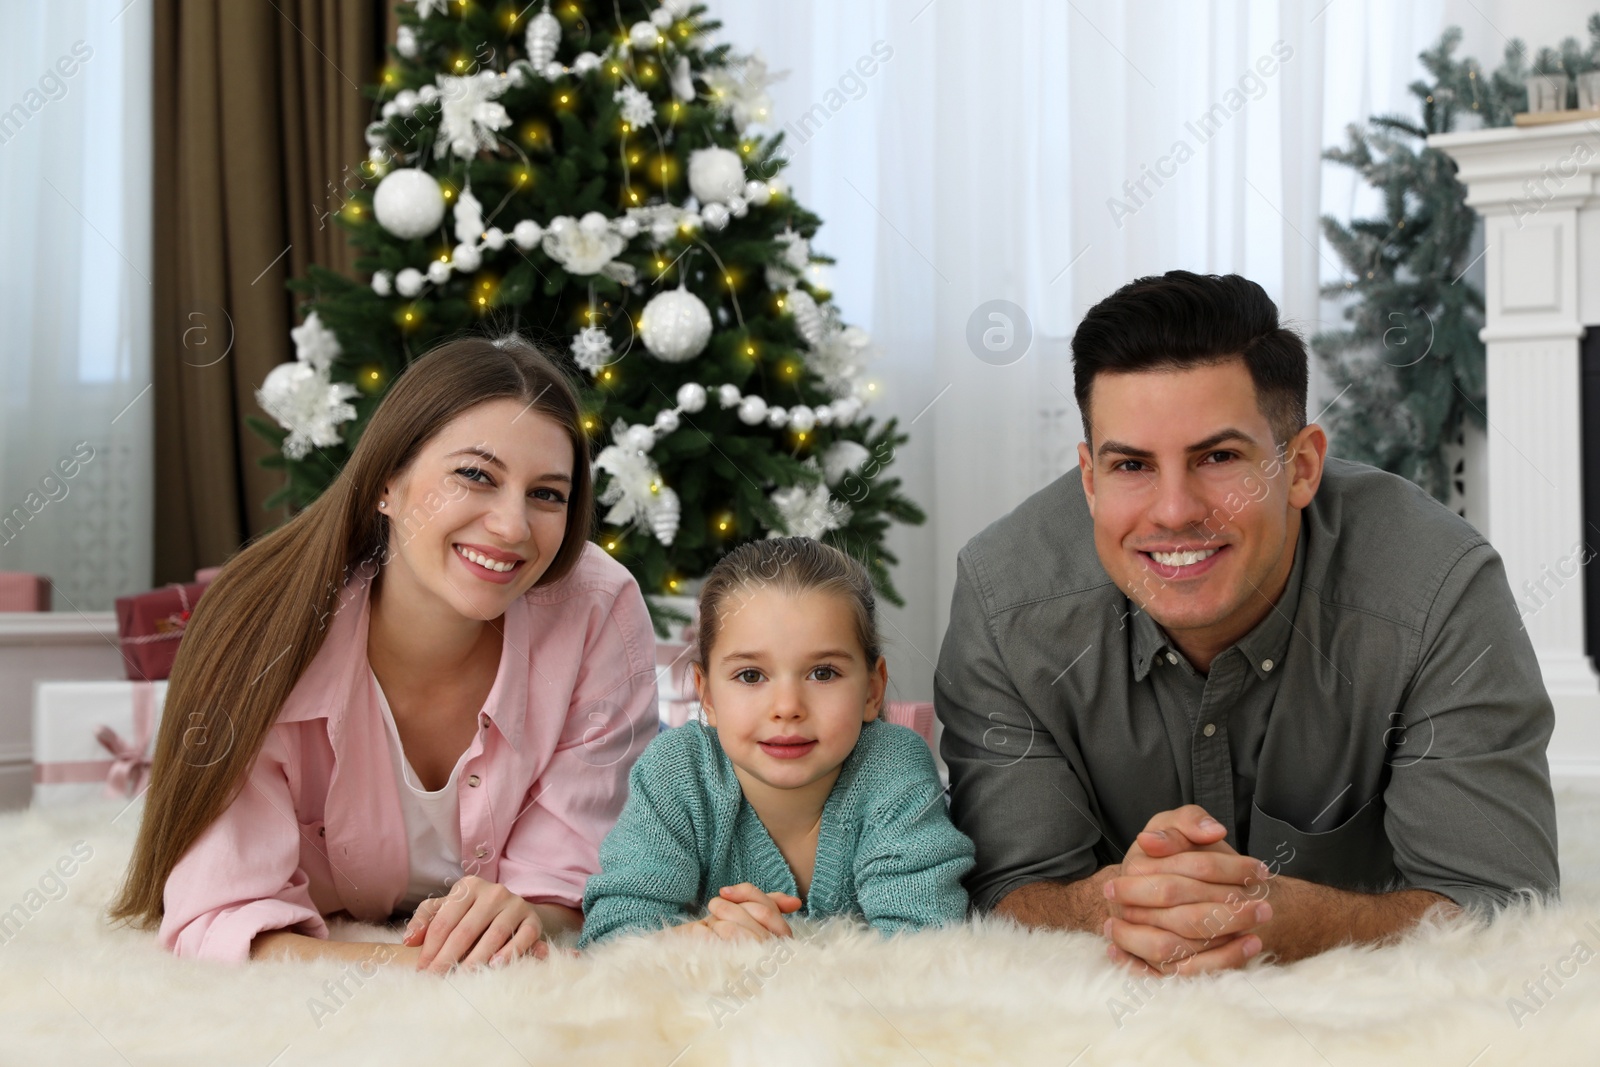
[580,537,973,945]
[109,336,659,970]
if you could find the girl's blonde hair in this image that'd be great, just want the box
[694,536,882,670]
[108,334,593,930]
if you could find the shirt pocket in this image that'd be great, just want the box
[1247,793,1401,894]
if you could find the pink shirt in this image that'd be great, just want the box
[158,541,659,962]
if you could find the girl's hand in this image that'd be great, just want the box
[698,883,802,942]
[402,876,549,972]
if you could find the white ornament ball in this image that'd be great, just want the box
[650,218,677,244]
[676,382,708,413]
[451,243,481,272]
[573,52,602,74]
[483,227,506,250]
[395,267,424,297]
[396,25,418,58]
[744,180,771,206]
[728,195,748,218]
[426,259,452,285]
[621,424,657,453]
[371,271,392,296]
[822,440,871,484]
[616,216,640,239]
[650,8,674,28]
[380,101,399,120]
[639,288,713,362]
[788,405,816,432]
[512,219,543,249]
[368,117,390,141]
[653,408,681,434]
[718,384,742,408]
[767,406,789,428]
[813,405,834,427]
[737,395,768,425]
[394,89,419,112]
[831,397,862,424]
[629,20,660,50]
[417,85,439,105]
[688,147,745,204]
[543,62,567,80]
[368,146,389,166]
[372,169,446,240]
[701,203,729,231]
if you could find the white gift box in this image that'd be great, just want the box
[32,680,167,808]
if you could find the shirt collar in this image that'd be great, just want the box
[1127,521,1308,683]
[278,573,530,754]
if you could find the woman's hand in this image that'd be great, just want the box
[402,876,550,972]
[680,883,802,942]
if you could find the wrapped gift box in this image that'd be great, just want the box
[884,701,937,751]
[32,680,167,808]
[113,581,210,681]
[655,638,698,729]
[0,572,51,611]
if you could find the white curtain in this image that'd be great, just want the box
[0,0,152,611]
[709,0,1462,703]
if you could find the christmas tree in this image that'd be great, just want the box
[249,0,924,629]
[1315,18,1600,501]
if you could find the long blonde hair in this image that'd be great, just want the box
[109,335,594,928]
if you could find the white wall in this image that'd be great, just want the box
[712,0,1552,704]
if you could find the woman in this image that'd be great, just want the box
[108,336,659,970]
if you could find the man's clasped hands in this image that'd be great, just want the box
[1103,803,1291,976]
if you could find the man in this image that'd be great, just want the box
[935,270,1559,974]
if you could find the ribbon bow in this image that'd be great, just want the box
[95,685,157,798]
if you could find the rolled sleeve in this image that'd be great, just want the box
[1383,544,1560,912]
[497,583,658,908]
[158,729,327,963]
[934,549,1103,912]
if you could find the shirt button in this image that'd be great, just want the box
[467,774,481,787]
[1165,652,1178,665]
[481,716,490,730]
[1203,723,1217,737]
[1262,659,1275,672]
[475,846,489,859]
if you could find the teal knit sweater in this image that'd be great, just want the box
[579,720,975,946]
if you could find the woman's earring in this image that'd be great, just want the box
[378,501,387,509]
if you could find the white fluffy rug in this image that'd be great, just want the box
[3,790,1600,1066]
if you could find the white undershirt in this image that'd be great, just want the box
[371,667,466,912]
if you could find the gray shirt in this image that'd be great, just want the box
[935,457,1560,915]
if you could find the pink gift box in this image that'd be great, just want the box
[0,572,51,611]
[883,701,936,750]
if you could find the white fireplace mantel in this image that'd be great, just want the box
[1431,119,1600,778]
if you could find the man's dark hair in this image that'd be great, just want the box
[1071,271,1308,447]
